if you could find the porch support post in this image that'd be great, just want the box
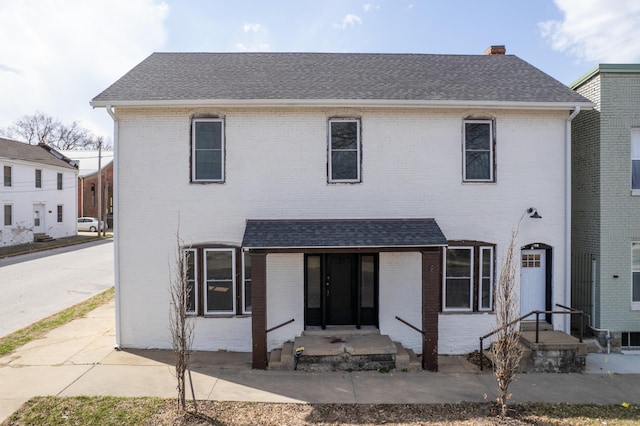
[250,251,268,369]
[422,248,442,371]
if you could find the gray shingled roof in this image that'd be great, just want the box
[92,52,591,106]
[0,138,78,170]
[242,219,447,249]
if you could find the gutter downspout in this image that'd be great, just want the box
[565,106,580,334]
[105,105,121,349]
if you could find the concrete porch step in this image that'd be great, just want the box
[520,321,554,332]
[394,342,422,372]
[270,334,414,372]
[302,325,380,337]
[34,233,55,242]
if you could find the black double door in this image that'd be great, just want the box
[305,253,377,328]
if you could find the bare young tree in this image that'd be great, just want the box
[491,227,524,417]
[169,231,195,411]
[0,111,110,150]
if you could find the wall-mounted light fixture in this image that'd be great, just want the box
[527,207,542,219]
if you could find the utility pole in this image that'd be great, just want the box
[97,139,102,236]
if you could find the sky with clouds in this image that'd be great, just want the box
[1,0,639,142]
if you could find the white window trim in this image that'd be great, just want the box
[443,246,474,312]
[192,118,225,183]
[478,246,494,311]
[242,252,251,314]
[463,119,494,182]
[204,248,236,315]
[328,118,361,183]
[185,249,198,315]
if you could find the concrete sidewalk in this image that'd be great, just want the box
[1,302,639,423]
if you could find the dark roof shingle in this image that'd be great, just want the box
[241,219,447,249]
[0,138,78,170]
[92,52,590,106]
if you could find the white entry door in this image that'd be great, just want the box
[520,249,546,316]
[33,204,44,233]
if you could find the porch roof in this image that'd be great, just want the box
[241,219,447,249]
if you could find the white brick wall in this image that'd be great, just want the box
[379,252,423,353]
[115,106,569,353]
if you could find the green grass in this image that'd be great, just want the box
[0,287,114,356]
[3,398,639,425]
[3,396,164,426]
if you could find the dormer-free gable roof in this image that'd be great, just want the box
[91,52,592,109]
[0,138,78,170]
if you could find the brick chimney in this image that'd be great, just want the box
[484,45,506,55]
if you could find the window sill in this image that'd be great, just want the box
[441,310,493,314]
[462,180,496,184]
[632,189,640,196]
[202,313,252,318]
[631,303,640,311]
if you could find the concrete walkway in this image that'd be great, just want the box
[1,301,639,423]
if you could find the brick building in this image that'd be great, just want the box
[570,64,640,351]
[79,161,114,228]
[91,49,592,369]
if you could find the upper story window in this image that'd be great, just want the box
[3,166,11,187]
[632,129,640,193]
[463,120,494,182]
[35,169,42,188]
[329,118,361,183]
[192,118,224,182]
[57,173,63,190]
[443,243,494,312]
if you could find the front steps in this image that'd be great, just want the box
[34,233,54,242]
[268,329,421,372]
[485,322,588,373]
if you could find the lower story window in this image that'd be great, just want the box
[3,204,11,226]
[204,249,235,314]
[633,243,640,303]
[444,243,494,311]
[184,247,244,315]
[57,205,63,223]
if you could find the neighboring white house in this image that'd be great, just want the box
[1,138,78,246]
[91,47,593,370]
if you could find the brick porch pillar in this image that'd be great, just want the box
[250,251,268,369]
[422,248,442,371]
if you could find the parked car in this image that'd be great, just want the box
[77,217,105,232]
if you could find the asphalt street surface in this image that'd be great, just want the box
[0,239,114,337]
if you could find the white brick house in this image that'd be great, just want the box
[91,48,592,369]
[1,138,78,246]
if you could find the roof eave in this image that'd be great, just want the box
[242,243,448,250]
[91,98,594,111]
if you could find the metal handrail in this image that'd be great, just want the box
[478,308,585,371]
[395,316,425,335]
[266,318,294,334]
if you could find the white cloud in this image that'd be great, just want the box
[243,23,261,32]
[334,14,363,29]
[0,0,169,139]
[363,4,379,12]
[235,42,270,52]
[540,0,640,62]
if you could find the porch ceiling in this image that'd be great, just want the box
[241,218,447,250]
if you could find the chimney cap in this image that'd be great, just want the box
[484,45,506,55]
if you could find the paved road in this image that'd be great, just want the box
[0,239,114,337]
